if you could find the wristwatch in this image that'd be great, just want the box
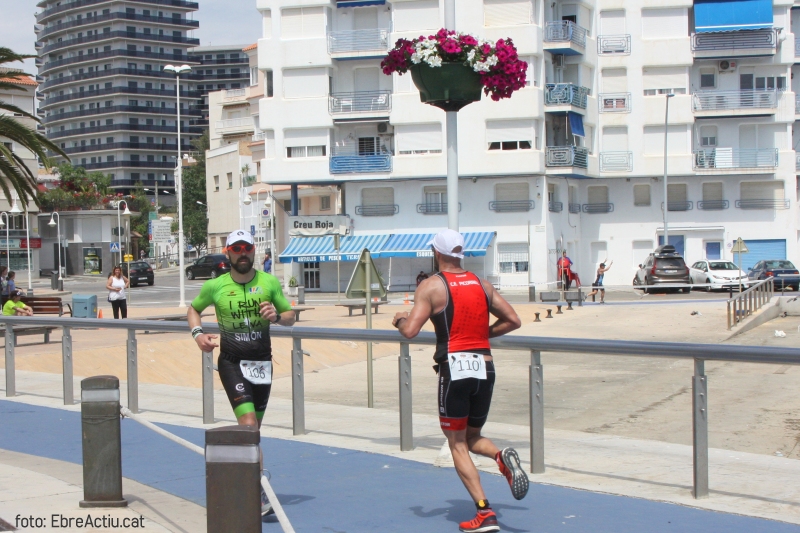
[271,314,281,325]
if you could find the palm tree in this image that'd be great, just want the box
[0,47,68,208]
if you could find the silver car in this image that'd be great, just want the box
[689,260,748,291]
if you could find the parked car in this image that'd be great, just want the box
[633,245,691,293]
[747,260,800,290]
[689,260,748,291]
[120,261,154,287]
[185,254,231,280]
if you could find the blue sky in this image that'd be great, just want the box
[1,1,263,75]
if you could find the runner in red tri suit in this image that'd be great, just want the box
[393,230,528,533]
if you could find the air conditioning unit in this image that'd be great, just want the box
[552,54,565,69]
[718,60,737,72]
[377,122,389,134]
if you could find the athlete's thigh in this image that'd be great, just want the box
[467,361,496,428]
[217,354,254,411]
[438,364,473,431]
[252,383,272,417]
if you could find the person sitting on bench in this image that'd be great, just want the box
[3,290,33,316]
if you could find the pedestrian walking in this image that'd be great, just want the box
[263,251,272,274]
[106,266,129,319]
[557,250,574,289]
[393,229,528,533]
[0,266,8,306]
[587,260,613,303]
[187,230,295,517]
[415,270,428,286]
[3,290,32,316]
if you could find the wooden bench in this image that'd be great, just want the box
[336,301,384,317]
[20,296,72,316]
[0,325,58,346]
[291,306,314,322]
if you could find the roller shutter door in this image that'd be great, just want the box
[735,239,786,271]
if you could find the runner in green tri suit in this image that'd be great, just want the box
[187,229,295,516]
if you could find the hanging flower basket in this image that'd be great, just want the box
[381,29,528,112]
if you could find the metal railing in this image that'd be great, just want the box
[727,277,773,329]
[354,204,398,216]
[224,88,247,99]
[252,131,268,142]
[691,28,777,52]
[582,203,614,214]
[735,198,790,210]
[215,117,255,131]
[489,200,534,212]
[698,199,729,210]
[599,151,632,172]
[546,146,589,168]
[416,202,460,214]
[796,36,800,57]
[796,152,800,171]
[548,201,563,213]
[327,28,390,54]
[544,83,588,108]
[330,147,392,174]
[796,96,800,115]
[597,34,630,55]
[692,89,777,112]
[329,91,391,114]
[693,148,778,170]
[5,316,800,500]
[568,202,581,214]
[661,200,694,212]
[544,20,587,47]
[599,93,631,113]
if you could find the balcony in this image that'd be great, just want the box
[691,28,777,58]
[568,203,581,214]
[599,93,631,113]
[546,146,589,169]
[252,131,268,142]
[582,203,614,214]
[698,200,729,210]
[215,117,255,134]
[548,201,563,213]
[796,95,800,116]
[355,204,398,217]
[224,88,247,99]
[693,148,778,170]
[329,147,392,174]
[544,83,588,110]
[416,202,461,214]
[692,89,778,117]
[597,35,631,55]
[327,28,390,57]
[735,199,790,210]
[329,91,391,116]
[662,201,694,212]
[488,200,534,212]
[796,36,800,58]
[599,152,632,172]
[543,21,587,55]
[796,152,800,172]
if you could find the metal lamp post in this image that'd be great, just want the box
[47,212,62,280]
[115,200,131,266]
[445,0,458,231]
[164,64,192,308]
[662,93,674,246]
[0,213,9,277]
[23,207,31,294]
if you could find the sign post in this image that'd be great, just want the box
[334,235,341,304]
[345,249,386,408]
[731,237,749,293]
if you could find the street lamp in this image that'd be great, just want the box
[115,200,131,265]
[662,93,675,247]
[164,64,192,308]
[47,212,62,280]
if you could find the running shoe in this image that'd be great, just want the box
[260,487,274,516]
[496,447,529,500]
[459,510,499,533]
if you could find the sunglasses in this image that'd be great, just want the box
[228,243,254,254]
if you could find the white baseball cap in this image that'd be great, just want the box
[225,229,254,247]
[429,229,465,259]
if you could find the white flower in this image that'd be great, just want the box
[411,52,422,64]
[473,61,490,73]
[426,55,443,67]
[466,49,476,63]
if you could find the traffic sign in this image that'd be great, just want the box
[110,242,121,253]
[262,208,270,217]
[250,225,256,236]
[731,238,749,254]
[346,249,386,299]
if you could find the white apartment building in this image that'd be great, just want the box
[254,0,800,291]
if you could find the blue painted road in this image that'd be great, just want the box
[2,400,799,533]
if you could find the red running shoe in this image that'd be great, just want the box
[459,509,500,533]
[496,447,529,500]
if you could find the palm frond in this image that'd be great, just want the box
[0,115,69,161]
[0,101,37,121]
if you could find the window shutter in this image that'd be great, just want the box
[281,8,303,38]
[262,10,272,39]
[600,10,626,35]
[284,128,328,148]
[602,69,627,93]
[702,182,723,202]
[302,7,325,37]
[396,124,442,152]
[486,120,535,143]
[641,8,687,39]
[667,183,688,203]
[642,67,687,91]
[265,130,275,158]
[495,182,530,202]
[740,181,784,201]
[484,0,532,27]
[587,185,609,204]
[282,68,328,98]
[497,243,529,262]
[602,126,628,151]
[362,187,394,205]
[633,184,651,206]
[394,1,440,31]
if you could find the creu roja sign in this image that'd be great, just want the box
[288,215,352,237]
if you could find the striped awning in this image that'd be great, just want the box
[278,234,390,264]
[375,232,496,258]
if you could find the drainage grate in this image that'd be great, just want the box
[0,517,16,531]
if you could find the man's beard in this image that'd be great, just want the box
[233,256,253,274]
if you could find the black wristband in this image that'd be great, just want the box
[271,314,281,325]
[393,316,407,328]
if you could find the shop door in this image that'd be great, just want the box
[303,261,320,289]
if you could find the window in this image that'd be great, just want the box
[495,182,530,203]
[285,129,328,158]
[667,183,688,207]
[283,68,327,99]
[265,70,274,97]
[497,243,529,273]
[641,8,688,39]
[424,186,447,207]
[262,9,273,39]
[740,181,784,201]
[362,187,394,206]
[699,69,716,89]
[320,195,331,211]
[281,7,325,39]
[282,199,302,212]
[394,0,440,31]
[287,146,326,158]
[699,126,717,147]
[642,67,687,95]
[227,172,233,189]
[633,184,651,206]
[587,185,609,204]
[486,119,536,151]
[522,56,538,87]
[703,182,723,203]
[600,10,626,35]
[213,176,219,192]
[602,68,627,93]
[396,124,442,155]
[484,0,534,27]
[250,67,259,86]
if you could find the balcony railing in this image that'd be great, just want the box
[599,151,633,172]
[355,204,398,216]
[582,203,614,214]
[544,84,588,109]
[693,148,778,170]
[329,147,392,174]
[735,199,790,210]
[327,28,390,54]
[416,202,460,214]
[488,200,534,212]
[215,117,255,131]
[569,203,581,214]
[691,28,777,52]
[546,146,589,168]
[544,20,587,47]
[698,200,729,210]
[224,88,246,99]
[599,93,630,113]
[692,89,777,112]
[796,152,800,171]
[795,36,800,57]
[796,95,800,115]
[662,201,694,212]
[329,91,391,114]
[252,131,268,142]
[548,201,563,213]
[597,34,631,55]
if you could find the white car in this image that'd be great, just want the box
[689,260,749,291]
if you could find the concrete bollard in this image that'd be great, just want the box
[567,301,574,311]
[206,425,262,533]
[556,305,563,314]
[80,376,127,508]
[546,309,553,319]
[534,312,541,322]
